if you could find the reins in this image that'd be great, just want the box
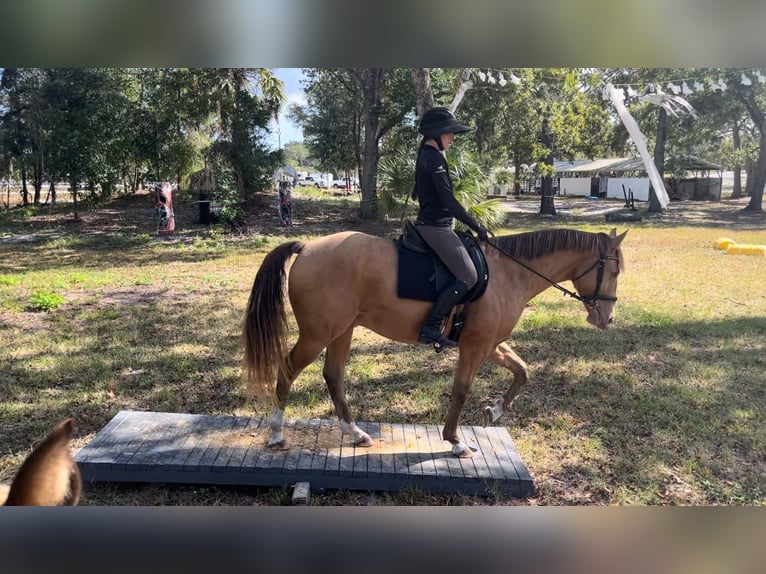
[483,237,618,308]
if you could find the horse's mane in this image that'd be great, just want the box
[494,229,610,260]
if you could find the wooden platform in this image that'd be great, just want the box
[75,410,534,497]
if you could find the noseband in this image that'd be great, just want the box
[571,253,620,309]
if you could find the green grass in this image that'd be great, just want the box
[0,192,764,506]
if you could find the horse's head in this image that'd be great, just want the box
[572,228,626,329]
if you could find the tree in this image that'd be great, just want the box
[294,68,414,218]
[191,68,284,201]
[0,68,45,205]
[281,141,312,169]
[727,69,766,211]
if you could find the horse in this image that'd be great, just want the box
[242,227,626,458]
[1,418,82,506]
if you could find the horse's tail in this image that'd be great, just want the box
[241,240,305,401]
[3,418,81,506]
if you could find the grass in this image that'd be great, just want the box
[0,190,764,506]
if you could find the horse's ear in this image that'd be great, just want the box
[609,228,617,238]
[613,230,628,246]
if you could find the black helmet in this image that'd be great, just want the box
[418,107,472,138]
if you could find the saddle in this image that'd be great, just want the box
[395,220,489,302]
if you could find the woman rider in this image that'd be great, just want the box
[413,107,490,349]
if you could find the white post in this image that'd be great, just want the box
[605,83,669,209]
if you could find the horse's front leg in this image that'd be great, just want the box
[442,344,489,458]
[482,342,528,425]
[323,327,372,447]
[268,336,325,448]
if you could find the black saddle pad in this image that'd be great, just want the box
[395,224,488,303]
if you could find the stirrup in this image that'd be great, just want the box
[418,331,458,352]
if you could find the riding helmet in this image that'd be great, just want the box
[418,107,472,138]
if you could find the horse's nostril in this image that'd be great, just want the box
[608,316,614,324]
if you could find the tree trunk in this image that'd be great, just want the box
[411,68,434,118]
[359,68,383,219]
[733,85,764,211]
[732,121,742,199]
[746,130,766,211]
[33,156,42,205]
[648,107,667,213]
[20,167,28,206]
[70,177,79,220]
[539,119,556,216]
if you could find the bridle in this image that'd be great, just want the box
[485,239,619,309]
[570,253,620,309]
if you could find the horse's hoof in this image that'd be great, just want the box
[267,438,288,450]
[355,435,373,447]
[451,443,475,458]
[484,401,503,425]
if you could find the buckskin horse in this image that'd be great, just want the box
[242,228,626,458]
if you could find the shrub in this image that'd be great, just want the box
[29,291,65,312]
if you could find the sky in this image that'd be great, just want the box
[266,68,306,150]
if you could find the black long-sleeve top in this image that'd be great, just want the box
[415,145,481,232]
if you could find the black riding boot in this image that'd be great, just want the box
[418,280,470,350]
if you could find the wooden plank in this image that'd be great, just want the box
[351,423,368,478]
[309,419,331,476]
[363,421,382,477]
[482,426,521,481]
[491,426,533,485]
[226,416,261,471]
[139,413,197,470]
[211,416,251,472]
[197,414,237,471]
[282,418,307,474]
[462,425,492,481]
[239,417,267,472]
[253,419,281,474]
[75,410,133,466]
[424,424,452,480]
[74,410,131,464]
[413,424,437,480]
[402,424,421,479]
[156,415,208,470]
[323,419,342,476]
[440,434,465,481]
[296,418,321,473]
[338,425,355,478]
[111,412,167,470]
[391,423,409,479]
[378,423,395,479]
[76,411,533,497]
[167,414,212,471]
[455,427,479,481]
[470,425,507,481]
[182,414,226,471]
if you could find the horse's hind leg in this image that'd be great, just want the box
[482,342,528,425]
[323,327,373,447]
[267,336,325,447]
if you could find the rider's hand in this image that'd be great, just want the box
[475,225,490,242]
